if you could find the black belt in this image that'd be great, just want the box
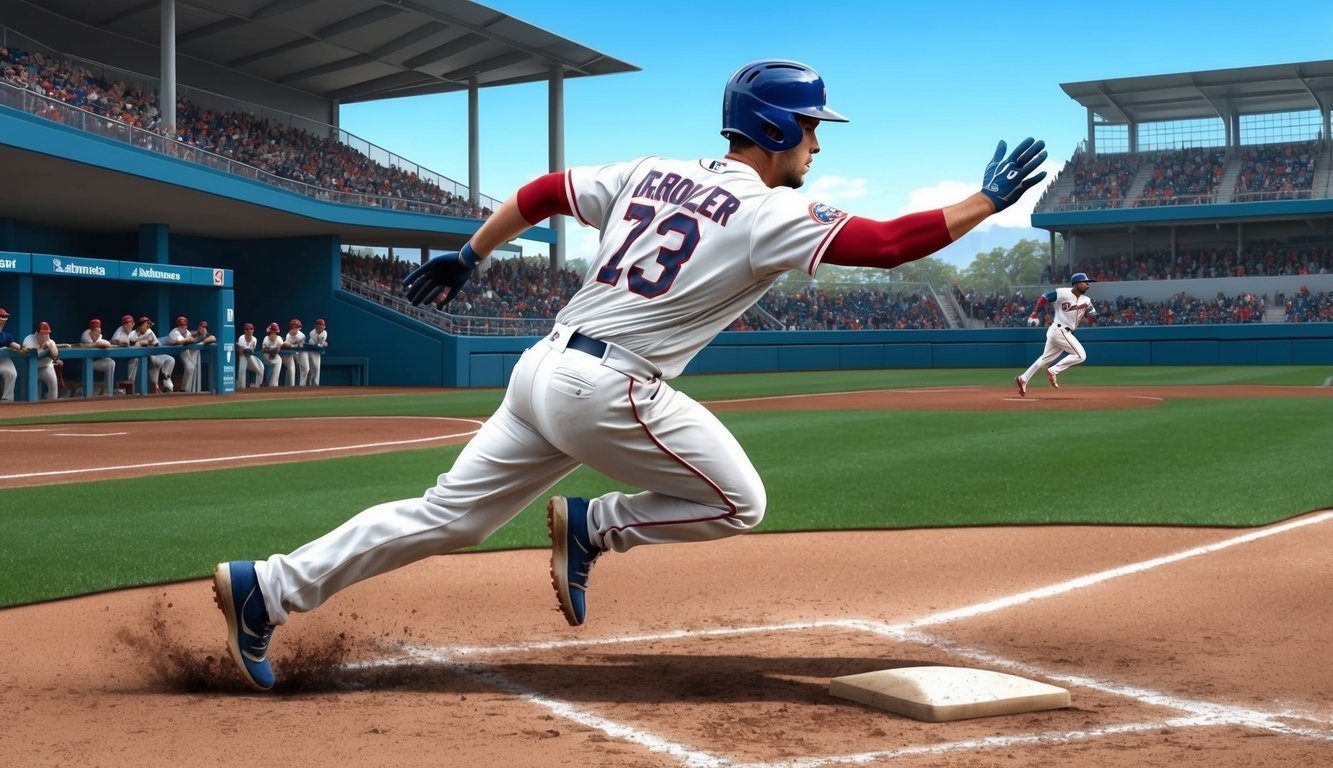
[567,331,607,358]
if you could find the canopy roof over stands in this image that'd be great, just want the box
[1062,60,1333,124]
[19,0,638,104]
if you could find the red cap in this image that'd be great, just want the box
[267,322,280,333]
[243,322,254,330]
[89,318,102,328]
[137,316,153,325]
[289,318,302,327]
[314,318,325,327]
[121,314,134,324]
[0,308,9,318]
[38,321,51,333]
[176,316,188,326]
[198,321,208,329]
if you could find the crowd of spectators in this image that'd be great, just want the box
[1062,152,1138,208]
[342,253,949,330]
[1280,287,1333,322]
[758,287,946,330]
[1233,141,1318,201]
[1134,148,1227,207]
[1048,242,1332,283]
[1,45,489,218]
[958,287,1271,327]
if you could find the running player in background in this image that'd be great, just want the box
[212,59,1048,691]
[1015,272,1097,396]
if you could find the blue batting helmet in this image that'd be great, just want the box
[1070,272,1096,284]
[722,60,848,153]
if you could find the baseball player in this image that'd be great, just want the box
[236,323,264,389]
[79,318,116,396]
[213,59,1048,691]
[111,314,140,389]
[282,319,306,387]
[134,316,176,393]
[21,321,60,400]
[1015,272,1098,396]
[304,319,327,386]
[260,323,285,387]
[0,308,20,401]
[169,316,202,392]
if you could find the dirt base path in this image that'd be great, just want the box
[1,384,1330,767]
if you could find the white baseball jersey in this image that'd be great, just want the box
[22,334,58,369]
[285,330,306,347]
[1042,287,1097,329]
[308,329,327,348]
[112,325,135,346]
[237,333,259,356]
[557,157,849,379]
[261,334,284,357]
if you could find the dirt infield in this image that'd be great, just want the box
[2,384,1330,767]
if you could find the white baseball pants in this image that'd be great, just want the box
[0,357,15,400]
[257,323,765,624]
[92,357,115,395]
[305,351,321,386]
[36,362,58,400]
[1021,323,1088,382]
[238,354,264,388]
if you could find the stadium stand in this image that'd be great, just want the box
[0,44,490,219]
[1232,140,1319,201]
[1134,147,1228,207]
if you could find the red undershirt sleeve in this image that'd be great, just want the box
[516,172,574,224]
[822,210,953,269]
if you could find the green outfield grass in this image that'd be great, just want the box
[1,365,1329,607]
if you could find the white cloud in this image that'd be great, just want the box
[806,174,871,205]
[895,157,1063,230]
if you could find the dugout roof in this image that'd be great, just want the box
[17,0,638,104]
[1061,59,1333,124]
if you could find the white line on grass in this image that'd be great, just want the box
[0,419,483,480]
[705,387,982,406]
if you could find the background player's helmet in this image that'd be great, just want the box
[722,59,848,153]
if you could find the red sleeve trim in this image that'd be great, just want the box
[822,210,952,269]
[516,171,575,225]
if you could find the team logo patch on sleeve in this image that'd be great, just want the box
[808,202,846,224]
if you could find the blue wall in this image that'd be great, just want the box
[450,324,1333,388]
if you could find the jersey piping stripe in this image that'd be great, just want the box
[806,216,851,276]
[1057,326,1083,360]
[564,169,589,227]
[601,376,739,536]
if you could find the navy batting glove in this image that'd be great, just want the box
[403,243,481,307]
[981,137,1048,211]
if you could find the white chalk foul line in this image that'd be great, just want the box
[728,717,1214,768]
[898,510,1333,630]
[352,512,1333,765]
[53,432,129,437]
[0,419,484,480]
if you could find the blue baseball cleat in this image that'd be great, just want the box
[548,496,602,626]
[212,560,276,691]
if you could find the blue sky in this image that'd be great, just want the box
[340,1,1333,265]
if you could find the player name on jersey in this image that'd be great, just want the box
[631,171,742,225]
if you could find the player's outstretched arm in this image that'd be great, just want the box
[404,174,572,307]
[824,138,1046,270]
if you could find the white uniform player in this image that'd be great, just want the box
[22,322,60,400]
[79,319,116,396]
[261,323,284,387]
[169,316,201,392]
[236,323,264,389]
[0,308,22,401]
[1015,272,1098,396]
[304,319,327,386]
[111,314,139,389]
[212,59,1049,691]
[282,319,306,387]
[133,317,175,393]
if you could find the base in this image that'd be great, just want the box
[829,665,1070,722]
